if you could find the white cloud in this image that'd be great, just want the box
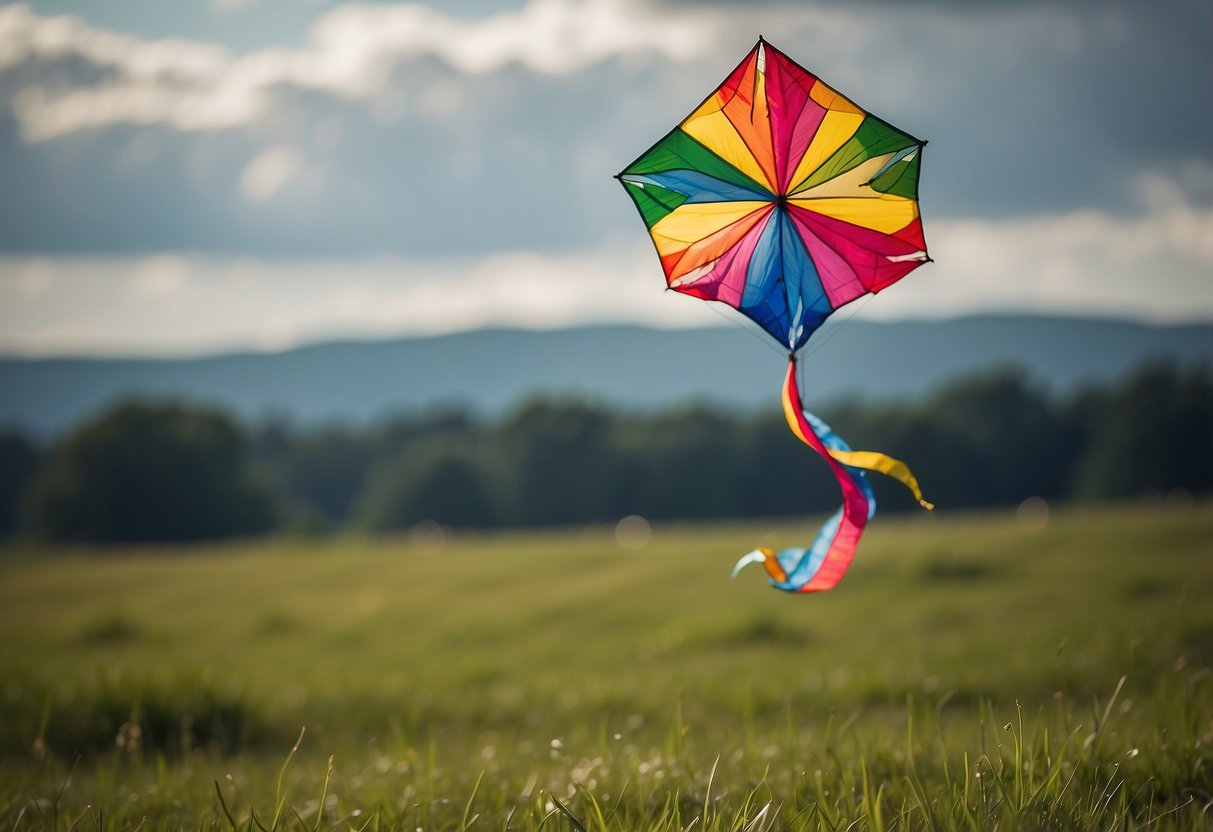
[128,254,192,296]
[240,144,304,201]
[862,174,1213,322]
[0,240,711,356]
[4,0,1206,255]
[17,257,54,298]
[1,4,246,139]
[2,0,727,141]
[210,0,257,12]
[305,0,720,75]
[1,0,1209,323]
[0,175,1209,357]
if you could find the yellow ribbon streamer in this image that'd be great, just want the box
[827,449,935,510]
[783,364,934,511]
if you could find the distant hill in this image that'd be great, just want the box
[1,315,1210,435]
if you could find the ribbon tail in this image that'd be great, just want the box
[828,449,934,510]
[735,358,931,594]
[732,547,787,581]
[732,549,768,578]
[777,358,873,593]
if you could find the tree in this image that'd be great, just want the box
[494,400,622,526]
[23,401,276,542]
[621,405,747,520]
[352,438,497,531]
[251,407,480,527]
[0,431,41,538]
[1070,364,1213,499]
[740,408,859,518]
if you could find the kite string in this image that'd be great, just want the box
[667,245,881,392]
[802,292,873,361]
[694,292,788,362]
[687,289,877,401]
[794,293,875,393]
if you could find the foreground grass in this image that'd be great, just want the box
[1,502,1211,829]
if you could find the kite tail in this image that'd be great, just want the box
[736,357,933,593]
[777,357,872,592]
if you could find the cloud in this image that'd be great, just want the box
[240,144,304,201]
[15,257,53,298]
[1,0,723,141]
[1,169,1209,357]
[907,176,1213,321]
[0,238,700,356]
[0,0,1209,265]
[127,253,192,296]
[210,0,257,12]
[0,5,241,139]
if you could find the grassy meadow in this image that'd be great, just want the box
[1,502,1211,830]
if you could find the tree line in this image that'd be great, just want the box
[1,362,1209,543]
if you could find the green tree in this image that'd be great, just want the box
[738,410,853,518]
[23,401,276,542]
[494,400,622,526]
[352,438,497,531]
[619,405,747,520]
[0,431,42,538]
[1071,364,1213,499]
[826,370,1071,510]
[252,407,479,527]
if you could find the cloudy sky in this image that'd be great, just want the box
[0,0,1210,356]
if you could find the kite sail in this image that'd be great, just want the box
[617,37,933,593]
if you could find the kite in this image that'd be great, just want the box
[616,37,933,594]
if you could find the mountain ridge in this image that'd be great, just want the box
[2,314,1209,435]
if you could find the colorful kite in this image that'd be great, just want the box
[617,37,933,594]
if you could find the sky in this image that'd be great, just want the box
[0,0,1210,356]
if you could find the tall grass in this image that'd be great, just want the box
[1,502,1210,829]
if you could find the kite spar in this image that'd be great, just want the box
[617,38,933,594]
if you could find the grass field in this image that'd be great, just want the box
[2,502,1211,830]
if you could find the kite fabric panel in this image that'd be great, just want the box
[618,38,930,352]
[618,37,935,594]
